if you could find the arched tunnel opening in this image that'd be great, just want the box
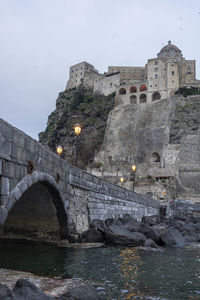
[2,181,68,241]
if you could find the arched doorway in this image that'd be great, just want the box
[130,95,137,104]
[119,88,126,95]
[152,92,161,101]
[2,179,68,241]
[151,152,161,164]
[140,94,147,103]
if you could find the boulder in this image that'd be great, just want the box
[105,225,146,246]
[117,214,141,232]
[85,227,104,243]
[144,238,159,249]
[58,285,100,300]
[159,228,185,247]
[142,215,160,226]
[141,225,159,243]
[13,278,53,300]
[0,283,13,299]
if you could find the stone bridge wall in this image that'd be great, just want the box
[167,199,200,219]
[0,118,160,238]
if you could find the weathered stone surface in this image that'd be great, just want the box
[13,278,53,300]
[0,282,13,299]
[159,228,185,246]
[105,229,146,246]
[144,238,159,249]
[0,118,160,240]
[0,206,8,226]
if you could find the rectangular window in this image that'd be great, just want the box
[155,74,157,79]
[172,71,175,76]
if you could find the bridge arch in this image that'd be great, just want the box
[1,171,68,240]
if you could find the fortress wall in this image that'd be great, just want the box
[95,99,172,176]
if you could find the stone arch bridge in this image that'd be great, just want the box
[0,118,160,241]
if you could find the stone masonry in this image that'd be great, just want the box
[0,118,160,240]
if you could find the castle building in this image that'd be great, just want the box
[66,41,199,104]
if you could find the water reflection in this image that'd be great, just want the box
[0,242,200,299]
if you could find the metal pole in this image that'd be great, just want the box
[75,135,78,167]
[133,172,135,192]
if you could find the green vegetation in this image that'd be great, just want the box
[175,87,200,98]
[39,87,115,168]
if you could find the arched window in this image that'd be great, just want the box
[130,95,137,104]
[151,152,160,163]
[140,94,147,103]
[187,67,191,74]
[140,84,147,92]
[152,92,161,101]
[130,86,137,93]
[119,88,126,95]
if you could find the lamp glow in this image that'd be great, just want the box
[74,124,82,136]
[56,145,63,156]
[132,165,136,172]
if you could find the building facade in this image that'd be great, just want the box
[66,41,199,103]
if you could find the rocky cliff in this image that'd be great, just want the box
[39,85,200,201]
[39,87,115,168]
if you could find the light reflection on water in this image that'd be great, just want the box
[0,241,200,299]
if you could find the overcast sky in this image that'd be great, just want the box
[1,0,200,140]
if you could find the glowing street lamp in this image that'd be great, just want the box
[131,165,136,191]
[56,145,63,156]
[74,123,82,137]
[120,176,124,186]
[74,124,82,167]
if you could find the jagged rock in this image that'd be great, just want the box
[13,278,53,300]
[105,224,146,246]
[144,238,159,249]
[141,225,159,243]
[0,283,13,300]
[117,214,141,232]
[142,215,161,226]
[58,285,100,300]
[159,228,185,246]
[84,227,104,243]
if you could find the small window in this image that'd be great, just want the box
[154,60,158,65]
[172,80,174,83]
[171,64,174,67]
[155,74,157,79]
[155,84,157,87]
[71,70,74,73]
[172,71,175,76]
[154,68,158,72]
[150,85,152,87]
[81,72,82,75]
[110,82,113,87]
[187,67,191,74]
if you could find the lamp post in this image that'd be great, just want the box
[74,123,82,167]
[120,176,124,187]
[56,145,63,156]
[131,165,136,191]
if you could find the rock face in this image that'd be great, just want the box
[39,87,115,169]
[39,84,200,199]
[92,95,200,199]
